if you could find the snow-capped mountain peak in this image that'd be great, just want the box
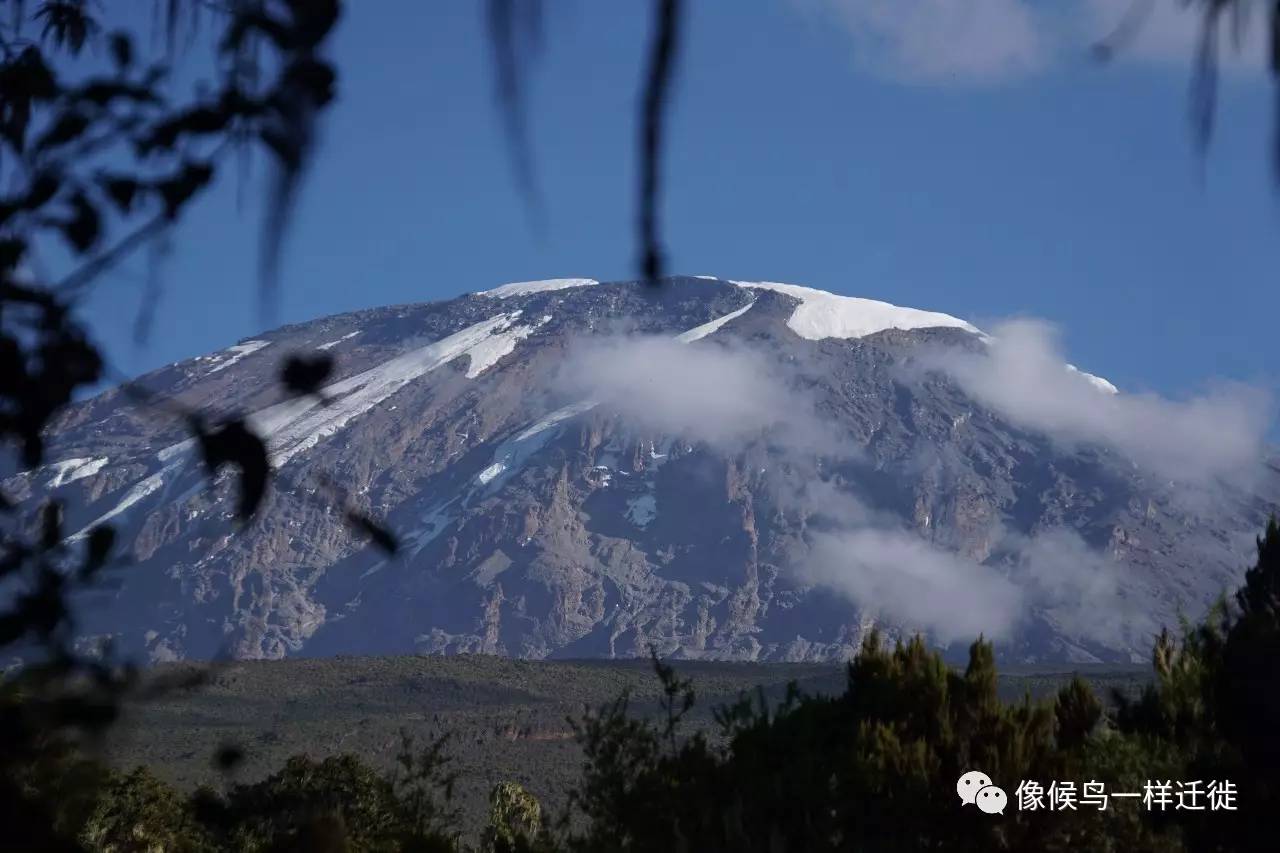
[13,275,1272,665]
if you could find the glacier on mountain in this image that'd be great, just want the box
[479,278,598,298]
[731,280,981,341]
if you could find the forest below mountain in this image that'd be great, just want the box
[99,655,1152,838]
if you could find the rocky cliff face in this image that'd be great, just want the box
[9,277,1277,664]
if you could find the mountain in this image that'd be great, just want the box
[8,276,1278,665]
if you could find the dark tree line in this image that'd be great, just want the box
[552,519,1280,853]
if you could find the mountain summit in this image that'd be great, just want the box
[11,277,1276,664]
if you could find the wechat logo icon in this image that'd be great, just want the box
[957,770,1007,815]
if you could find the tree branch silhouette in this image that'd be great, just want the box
[638,0,682,285]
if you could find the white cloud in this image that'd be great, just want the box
[791,481,1157,650]
[806,526,1024,642]
[804,0,1269,83]
[1006,527,1160,648]
[555,335,841,454]
[556,326,1267,654]
[556,336,1032,644]
[926,319,1272,485]
[807,0,1045,83]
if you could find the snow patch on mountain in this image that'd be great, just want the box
[71,463,177,538]
[730,280,981,341]
[464,314,550,378]
[245,314,525,466]
[68,442,202,539]
[407,498,461,558]
[476,462,506,486]
[317,331,360,350]
[73,314,549,538]
[47,456,107,488]
[979,331,1118,395]
[479,278,598,299]
[477,400,600,491]
[625,493,657,528]
[158,440,195,463]
[676,301,756,343]
[208,340,270,373]
[1066,364,1119,395]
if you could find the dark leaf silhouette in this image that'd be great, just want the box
[0,238,24,271]
[19,433,45,470]
[190,417,271,520]
[16,568,68,642]
[637,0,682,283]
[34,108,89,151]
[40,501,62,550]
[59,190,101,252]
[1190,2,1225,164]
[1272,1,1280,187]
[23,172,62,214]
[214,743,245,773]
[108,30,133,70]
[1272,0,1280,73]
[157,161,215,220]
[280,352,333,397]
[1092,1,1279,191]
[253,10,341,322]
[81,525,116,579]
[0,285,103,469]
[76,79,162,107]
[486,0,545,225]
[345,510,399,556]
[97,174,139,213]
[35,0,101,55]
[1,172,59,225]
[140,105,235,154]
[132,226,172,346]
[0,47,59,152]
[283,57,338,106]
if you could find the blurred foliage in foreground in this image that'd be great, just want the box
[4,0,1279,850]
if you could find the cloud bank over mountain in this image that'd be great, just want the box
[929,319,1272,486]
[556,312,1263,648]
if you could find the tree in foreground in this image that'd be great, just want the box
[561,518,1280,853]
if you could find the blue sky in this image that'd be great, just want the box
[79,0,1278,407]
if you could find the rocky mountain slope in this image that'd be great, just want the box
[8,277,1278,664]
